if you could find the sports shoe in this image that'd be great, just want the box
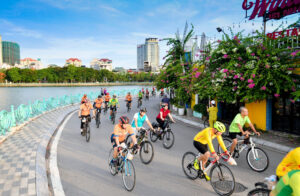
[80,129,84,136]
[204,172,210,181]
[194,159,200,170]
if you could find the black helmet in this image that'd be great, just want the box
[119,116,129,125]
[140,107,147,113]
[98,95,102,98]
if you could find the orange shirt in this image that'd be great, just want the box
[105,95,111,102]
[80,103,93,116]
[126,95,132,101]
[112,124,134,142]
[94,98,103,108]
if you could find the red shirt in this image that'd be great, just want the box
[157,108,170,120]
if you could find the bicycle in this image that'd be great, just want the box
[152,91,156,97]
[125,127,154,164]
[126,101,131,113]
[145,94,149,101]
[108,143,136,191]
[218,133,269,172]
[150,119,175,149]
[137,98,142,108]
[95,108,101,128]
[80,116,91,142]
[110,106,117,124]
[182,151,236,196]
[247,182,271,196]
[104,102,109,115]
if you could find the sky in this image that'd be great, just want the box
[0,0,299,69]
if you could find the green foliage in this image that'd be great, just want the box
[193,103,207,116]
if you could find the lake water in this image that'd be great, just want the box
[0,85,148,111]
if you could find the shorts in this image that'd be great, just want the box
[105,101,109,104]
[193,140,208,154]
[126,100,132,104]
[110,134,124,148]
[95,107,102,113]
[229,132,242,139]
[110,106,117,111]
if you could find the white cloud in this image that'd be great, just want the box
[0,19,42,38]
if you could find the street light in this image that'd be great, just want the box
[216,27,223,33]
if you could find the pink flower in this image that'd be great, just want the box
[223,69,229,73]
[166,80,169,83]
[205,56,211,61]
[291,50,299,57]
[267,54,270,57]
[248,79,253,83]
[265,64,270,69]
[292,86,296,92]
[290,99,295,103]
[240,77,245,81]
[195,72,201,78]
[252,74,255,78]
[233,86,238,91]
[195,54,199,57]
[238,57,242,61]
[261,86,266,90]
[223,54,229,59]
[274,94,280,98]
[251,53,255,56]
[217,40,221,43]
[248,83,255,88]
[233,75,239,79]
[193,68,198,72]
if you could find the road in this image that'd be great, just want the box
[57,96,285,196]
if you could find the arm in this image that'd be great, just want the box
[237,123,246,135]
[134,117,139,130]
[217,135,228,154]
[146,119,154,130]
[249,123,260,136]
[206,131,216,154]
[160,112,164,121]
[168,113,175,123]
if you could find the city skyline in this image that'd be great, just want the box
[0,0,299,68]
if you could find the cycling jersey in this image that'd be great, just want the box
[276,147,300,178]
[156,108,170,120]
[131,113,149,128]
[272,170,300,196]
[111,124,134,142]
[94,98,103,108]
[229,114,251,133]
[80,103,93,116]
[105,95,110,102]
[126,95,132,101]
[109,98,119,107]
[193,127,227,154]
[138,93,143,98]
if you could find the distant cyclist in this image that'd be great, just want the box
[78,99,93,135]
[100,88,104,96]
[103,88,107,95]
[93,95,103,115]
[81,94,88,104]
[109,95,119,119]
[125,92,132,108]
[161,95,170,108]
[138,90,143,100]
[193,121,230,181]
[145,88,150,98]
[110,116,138,167]
[228,107,260,155]
[104,93,110,109]
[131,108,154,135]
[207,100,218,128]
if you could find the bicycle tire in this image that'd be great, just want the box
[246,147,269,172]
[108,148,117,176]
[247,188,270,196]
[150,130,159,142]
[140,141,154,164]
[203,119,209,128]
[181,151,198,180]
[86,124,90,142]
[122,160,136,191]
[96,113,100,128]
[210,163,235,196]
[218,138,232,155]
[163,130,175,149]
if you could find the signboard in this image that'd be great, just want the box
[266,27,300,39]
[243,0,300,20]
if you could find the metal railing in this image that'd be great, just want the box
[0,89,140,136]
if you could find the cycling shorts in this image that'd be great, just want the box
[193,140,208,154]
[110,134,125,148]
[110,106,117,111]
[229,132,242,139]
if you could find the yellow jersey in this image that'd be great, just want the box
[193,127,227,153]
[276,147,300,178]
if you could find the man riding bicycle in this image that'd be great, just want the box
[131,108,154,135]
[109,95,119,119]
[145,88,150,98]
[193,121,230,181]
[228,107,260,155]
[104,93,110,109]
[125,92,132,108]
[78,99,93,136]
[110,116,138,167]
[138,90,143,101]
[93,95,103,116]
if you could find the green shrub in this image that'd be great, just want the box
[193,103,207,116]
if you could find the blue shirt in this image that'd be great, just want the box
[131,113,148,128]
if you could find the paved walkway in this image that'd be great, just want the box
[0,104,78,196]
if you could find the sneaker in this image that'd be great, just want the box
[194,159,200,170]
[204,172,210,181]
[80,129,83,136]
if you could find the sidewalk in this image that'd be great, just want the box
[172,113,297,153]
[0,104,78,196]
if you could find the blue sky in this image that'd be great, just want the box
[0,0,298,68]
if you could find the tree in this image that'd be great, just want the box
[6,68,22,83]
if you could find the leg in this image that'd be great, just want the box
[199,152,210,170]
[230,138,237,154]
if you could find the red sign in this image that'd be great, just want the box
[266,27,300,39]
[243,0,300,20]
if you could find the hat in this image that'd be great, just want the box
[211,100,216,105]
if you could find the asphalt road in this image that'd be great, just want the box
[57,96,286,196]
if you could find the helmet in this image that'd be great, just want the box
[119,116,129,125]
[83,94,87,97]
[113,95,117,98]
[211,100,216,105]
[106,93,109,95]
[214,121,226,133]
[140,107,147,113]
[128,92,131,94]
[98,95,102,98]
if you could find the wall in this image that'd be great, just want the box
[245,100,267,130]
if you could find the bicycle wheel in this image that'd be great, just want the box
[150,129,159,142]
[86,125,90,142]
[140,141,154,164]
[96,113,100,128]
[218,138,232,154]
[181,152,198,180]
[247,188,270,196]
[108,148,117,176]
[204,119,209,128]
[210,163,235,196]
[163,130,175,149]
[122,160,136,191]
[246,147,269,172]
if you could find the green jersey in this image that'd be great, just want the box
[109,98,119,107]
[229,114,251,133]
[138,93,143,98]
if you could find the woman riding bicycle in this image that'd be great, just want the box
[193,121,230,181]
[131,108,154,135]
[156,103,175,133]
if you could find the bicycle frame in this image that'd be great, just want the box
[196,152,228,174]
[235,135,259,159]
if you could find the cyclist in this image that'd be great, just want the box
[156,103,175,133]
[125,92,132,108]
[138,90,143,105]
[160,88,164,97]
[276,147,300,179]
[78,99,93,135]
[109,95,119,119]
[161,95,170,108]
[193,121,230,181]
[145,88,150,99]
[270,170,300,196]
[152,87,156,96]
[104,93,110,109]
[100,88,104,96]
[110,116,138,166]
[142,88,145,95]
[131,108,154,135]
[207,100,218,128]
[103,88,107,95]
[93,95,103,117]
[228,107,260,155]
[81,94,88,104]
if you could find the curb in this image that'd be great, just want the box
[35,104,79,196]
[172,114,294,153]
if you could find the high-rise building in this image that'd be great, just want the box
[0,35,2,66]
[90,58,112,71]
[2,41,20,66]
[137,38,159,72]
